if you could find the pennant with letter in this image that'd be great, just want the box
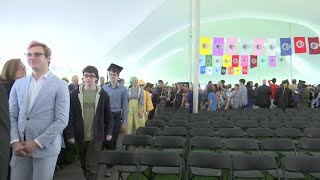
[228,67,234,75]
[200,37,211,55]
[199,55,205,66]
[214,67,220,75]
[242,67,248,75]
[253,38,264,55]
[250,55,258,68]
[308,37,320,55]
[280,38,292,56]
[205,55,212,67]
[200,66,206,74]
[226,38,238,55]
[294,37,307,53]
[266,38,277,56]
[240,55,249,67]
[259,55,268,67]
[213,56,222,67]
[206,67,213,75]
[222,55,231,67]
[221,67,226,75]
[232,55,239,67]
[234,67,241,75]
[239,39,251,55]
[213,37,224,56]
[269,56,277,67]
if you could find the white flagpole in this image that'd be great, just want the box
[193,0,200,113]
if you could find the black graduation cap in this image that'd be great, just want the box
[107,63,123,73]
[282,79,289,84]
[298,80,306,84]
[146,83,154,88]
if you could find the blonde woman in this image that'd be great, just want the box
[138,80,154,123]
[127,77,144,134]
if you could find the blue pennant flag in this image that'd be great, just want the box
[200,66,206,74]
[280,38,292,56]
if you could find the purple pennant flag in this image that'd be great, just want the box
[269,56,277,67]
[213,37,224,56]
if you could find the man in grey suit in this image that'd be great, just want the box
[9,41,70,180]
[0,84,10,180]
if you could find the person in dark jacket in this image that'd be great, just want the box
[274,79,293,110]
[254,79,272,108]
[0,84,10,180]
[0,59,26,99]
[246,81,254,108]
[65,66,113,180]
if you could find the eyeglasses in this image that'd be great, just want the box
[83,74,96,79]
[24,52,46,57]
[139,84,145,87]
[17,66,27,71]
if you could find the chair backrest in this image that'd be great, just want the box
[298,138,320,151]
[217,128,245,138]
[309,122,320,128]
[282,155,320,173]
[261,138,295,151]
[212,120,234,128]
[140,151,181,167]
[190,128,214,137]
[233,154,277,170]
[275,128,303,138]
[122,135,153,150]
[99,150,138,165]
[225,138,259,151]
[229,116,248,122]
[188,152,232,169]
[260,121,283,129]
[161,127,187,137]
[190,116,208,122]
[190,136,223,150]
[146,120,167,128]
[154,136,186,149]
[189,122,211,128]
[136,127,161,136]
[303,128,320,138]
[246,128,274,138]
[270,116,289,123]
[284,121,308,129]
[236,120,259,129]
[168,120,189,127]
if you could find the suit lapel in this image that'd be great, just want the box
[24,76,32,116]
[29,73,55,113]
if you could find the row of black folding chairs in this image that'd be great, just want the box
[146,119,320,130]
[96,150,320,180]
[137,127,320,139]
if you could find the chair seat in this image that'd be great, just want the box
[309,172,320,178]
[116,165,137,173]
[191,167,222,177]
[163,149,185,156]
[152,167,180,174]
[267,170,305,179]
[262,151,279,158]
[234,170,263,178]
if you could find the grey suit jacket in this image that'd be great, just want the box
[0,84,10,180]
[9,72,70,158]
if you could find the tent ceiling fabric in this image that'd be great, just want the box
[0,0,319,83]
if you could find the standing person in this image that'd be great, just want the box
[155,80,166,111]
[273,80,293,110]
[255,79,272,108]
[268,78,279,108]
[225,84,241,110]
[68,75,79,93]
[238,79,248,108]
[138,80,154,123]
[246,81,254,108]
[0,85,10,180]
[99,77,105,87]
[207,84,217,111]
[127,76,144,134]
[298,80,309,108]
[9,41,70,180]
[102,64,128,177]
[0,58,27,98]
[171,83,183,110]
[66,65,113,180]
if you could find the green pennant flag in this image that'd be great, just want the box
[205,55,213,67]
[259,55,268,67]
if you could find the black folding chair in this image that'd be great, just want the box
[189,136,223,152]
[136,127,161,136]
[246,128,274,139]
[161,127,187,137]
[122,135,153,151]
[298,138,320,156]
[187,152,232,180]
[303,128,320,138]
[189,128,214,137]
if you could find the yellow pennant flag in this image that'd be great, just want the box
[222,54,231,67]
[200,37,211,55]
[234,67,241,75]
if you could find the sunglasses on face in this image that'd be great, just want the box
[83,74,96,79]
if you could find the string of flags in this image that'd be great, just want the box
[199,37,320,75]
